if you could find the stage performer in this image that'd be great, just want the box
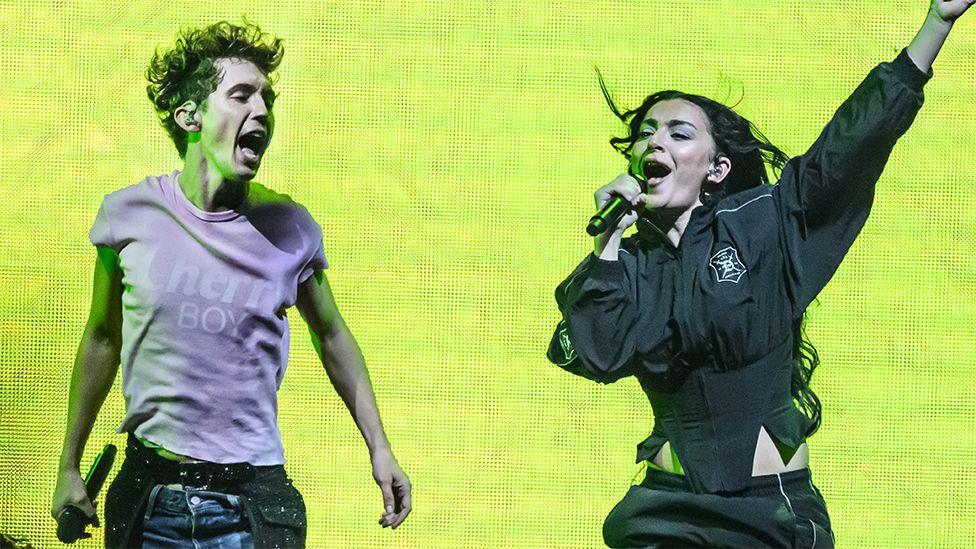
[547,1,971,546]
[51,21,411,547]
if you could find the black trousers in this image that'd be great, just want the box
[603,468,834,548]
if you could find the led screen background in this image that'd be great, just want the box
[1,1,974,547]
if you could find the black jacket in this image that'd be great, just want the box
[548,49,929,494]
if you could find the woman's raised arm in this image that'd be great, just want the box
[907,0,973,73]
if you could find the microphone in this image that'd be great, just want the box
[586,195,631,236]
[586,162,648,236]
[57,444,117,544]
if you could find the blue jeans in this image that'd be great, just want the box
[142,485,253,549]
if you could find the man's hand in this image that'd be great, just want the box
[931,0,974,24]
[371,448,411,529]
[51,468,98,535]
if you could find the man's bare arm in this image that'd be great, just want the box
[51,247,123,523]
[295,270,411,529]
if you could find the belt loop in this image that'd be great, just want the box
[226,493,241,509]
[144,484,164,521]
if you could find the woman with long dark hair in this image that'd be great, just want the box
[547,2,972,546]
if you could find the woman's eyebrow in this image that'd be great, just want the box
[641,119,698,130]
[666,120,698,130]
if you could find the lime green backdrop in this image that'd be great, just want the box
[1,1,974,547]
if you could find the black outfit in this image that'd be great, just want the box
[605,468,832,547]
[548,50,929,547]
[103,435,307,548]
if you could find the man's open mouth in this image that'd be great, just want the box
[237,129,268,164]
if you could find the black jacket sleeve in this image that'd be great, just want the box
[774,49,930,316]
[547,242,668,383]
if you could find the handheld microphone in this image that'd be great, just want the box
[585,160,648,236]
[586,196,631,236]
[57,444,117,544]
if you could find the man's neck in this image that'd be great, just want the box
[178,147,247,212]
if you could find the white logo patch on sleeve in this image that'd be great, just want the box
[709,246,747,283]
[557,321,578,365]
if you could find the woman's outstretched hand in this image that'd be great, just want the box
[907,0,971,72]
[931,0,974,24]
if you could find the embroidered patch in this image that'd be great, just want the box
[709,246,747,283]
[556,321,577,365]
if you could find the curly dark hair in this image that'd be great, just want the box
[146,21,283,158]
[600,77,824,436]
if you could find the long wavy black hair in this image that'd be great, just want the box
[146,21,284,158]
[600,77,823,435]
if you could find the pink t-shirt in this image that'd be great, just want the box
[90,171,327,464]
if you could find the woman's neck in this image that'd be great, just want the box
[647,199,703,248]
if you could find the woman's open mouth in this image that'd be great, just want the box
[642,159,673,186]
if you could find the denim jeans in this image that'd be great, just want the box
[142,485,253,549]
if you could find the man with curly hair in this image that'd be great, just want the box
[51,21,411,547]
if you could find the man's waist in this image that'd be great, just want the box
[119,410,286,464]
[137,436,205,463]
[125,434,279,491]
